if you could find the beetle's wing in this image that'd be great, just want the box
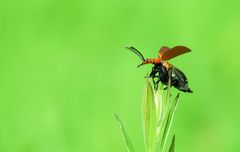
[126,47,145,61]
[160,46,191,60]
[158,46,170,58]
[170,65,193,92]
[171,66,187,83]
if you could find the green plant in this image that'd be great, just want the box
[116,78,180,152]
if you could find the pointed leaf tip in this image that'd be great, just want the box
[115,113,120,121]
[115,113,135,152]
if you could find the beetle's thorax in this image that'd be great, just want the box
[143,58,161,65]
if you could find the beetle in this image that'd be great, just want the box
[127,46,193,93]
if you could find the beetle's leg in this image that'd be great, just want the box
[153,72,161,90]
[152,77,156,86]
[152,76,161,90]
[154,79,161,90]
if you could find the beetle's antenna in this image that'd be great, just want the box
[126,47,145,61]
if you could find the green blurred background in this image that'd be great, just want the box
[0,0,240,151]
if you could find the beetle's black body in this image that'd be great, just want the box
[149,63,193,93]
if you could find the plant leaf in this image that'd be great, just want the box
[115,113,135,152]
[161,93,180,151]
[143,79,157,152]
[155,82,175,152]
[155,86,164,124]
[168,135,176,152]
[154,87,167,152]
[155,106,169,152]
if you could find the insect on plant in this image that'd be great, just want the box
[127,46,193,93]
